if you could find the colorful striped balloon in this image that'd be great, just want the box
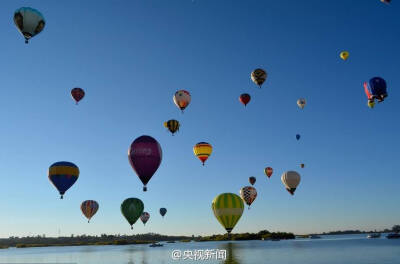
[211,193,244,234]
[81,200,99,223]
[48,161,79,199]
[193,142,212,166]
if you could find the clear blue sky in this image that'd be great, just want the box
[0,0,399,237]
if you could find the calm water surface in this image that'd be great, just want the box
[0,234,399,264]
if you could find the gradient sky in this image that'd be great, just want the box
[0,0,399,238]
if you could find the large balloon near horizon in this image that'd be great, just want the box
[281,171,301,195]
[48,161,79,199]
[140,212,150,225]
[81,200,99,223]
[71,87,85,104]
[251,68,267,88]
[121,198,144,230]
[160,208,167,218]
[193,142,212,166]
[239,186,257,209]
[128,135,162,192]
[212,193,244,234]
[14,7,45,44]
[173,90,191,112]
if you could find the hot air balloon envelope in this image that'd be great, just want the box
[48,161,79,199]
[128,135,162,191]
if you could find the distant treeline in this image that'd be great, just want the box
[0,233,192,248]
[198,230,295,241]
[318,225,400,235]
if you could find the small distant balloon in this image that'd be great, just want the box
[173,90,191,113]
[300,163,305,168]
[193,142,212,166]
[249,176,256,185]
[239,186,257,209]
[296,134,301,140]
[381,0,391,4]
[140,212,150,225]
[251,68,267,88]
[164,119,180,135]
[239,93,251,107]
[81,200,99,223]
[297,98,306,109]
[264,167,273,178]
[71,88,85,104]
[340,51,349,61]
[160,208,167,217]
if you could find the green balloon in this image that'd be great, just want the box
[121,198,144,229]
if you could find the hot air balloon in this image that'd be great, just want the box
[48,161,79,199]
[297,98,306,109]
[249,176,256,186]
[281,171,301,195]
[251,69,267,88]
[160,208,167,217]
[212,193,244,235]
[121,198,144,230]
[71,88,85,105]
[239,93,251,107]
[300,163,305,168]
[239,186,257,209]
[140,212,150,225]
[173,90,191,113]
[193,142,212,166]
[264,167,273,178]
[367,100,375,108]
[164,119,180,135]
[296,134,301,140]
[340,51,349,61]
[81,200,99,223]
[364,77,388,104]
[14,7,45,44]
[128,135,162,192]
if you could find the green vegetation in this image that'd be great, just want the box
[198,230,295,241]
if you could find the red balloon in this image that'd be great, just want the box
[239,93,251,106]
[71,88,85,104]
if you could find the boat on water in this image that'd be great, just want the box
[386,233,400,239]
[149,243,163,247]
[367,233,381,238]
[309,235,321,239]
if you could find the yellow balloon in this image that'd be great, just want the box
[367,100,375,108]
[193,142,212,165]
[340,51,349,60]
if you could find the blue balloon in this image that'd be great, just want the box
[296,134,301,140]
[368,77,387,97]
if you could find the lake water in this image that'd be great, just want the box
[0,234,399,264]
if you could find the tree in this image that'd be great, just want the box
[392,225,400,233]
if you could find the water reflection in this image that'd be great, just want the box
[221,242,241,264]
